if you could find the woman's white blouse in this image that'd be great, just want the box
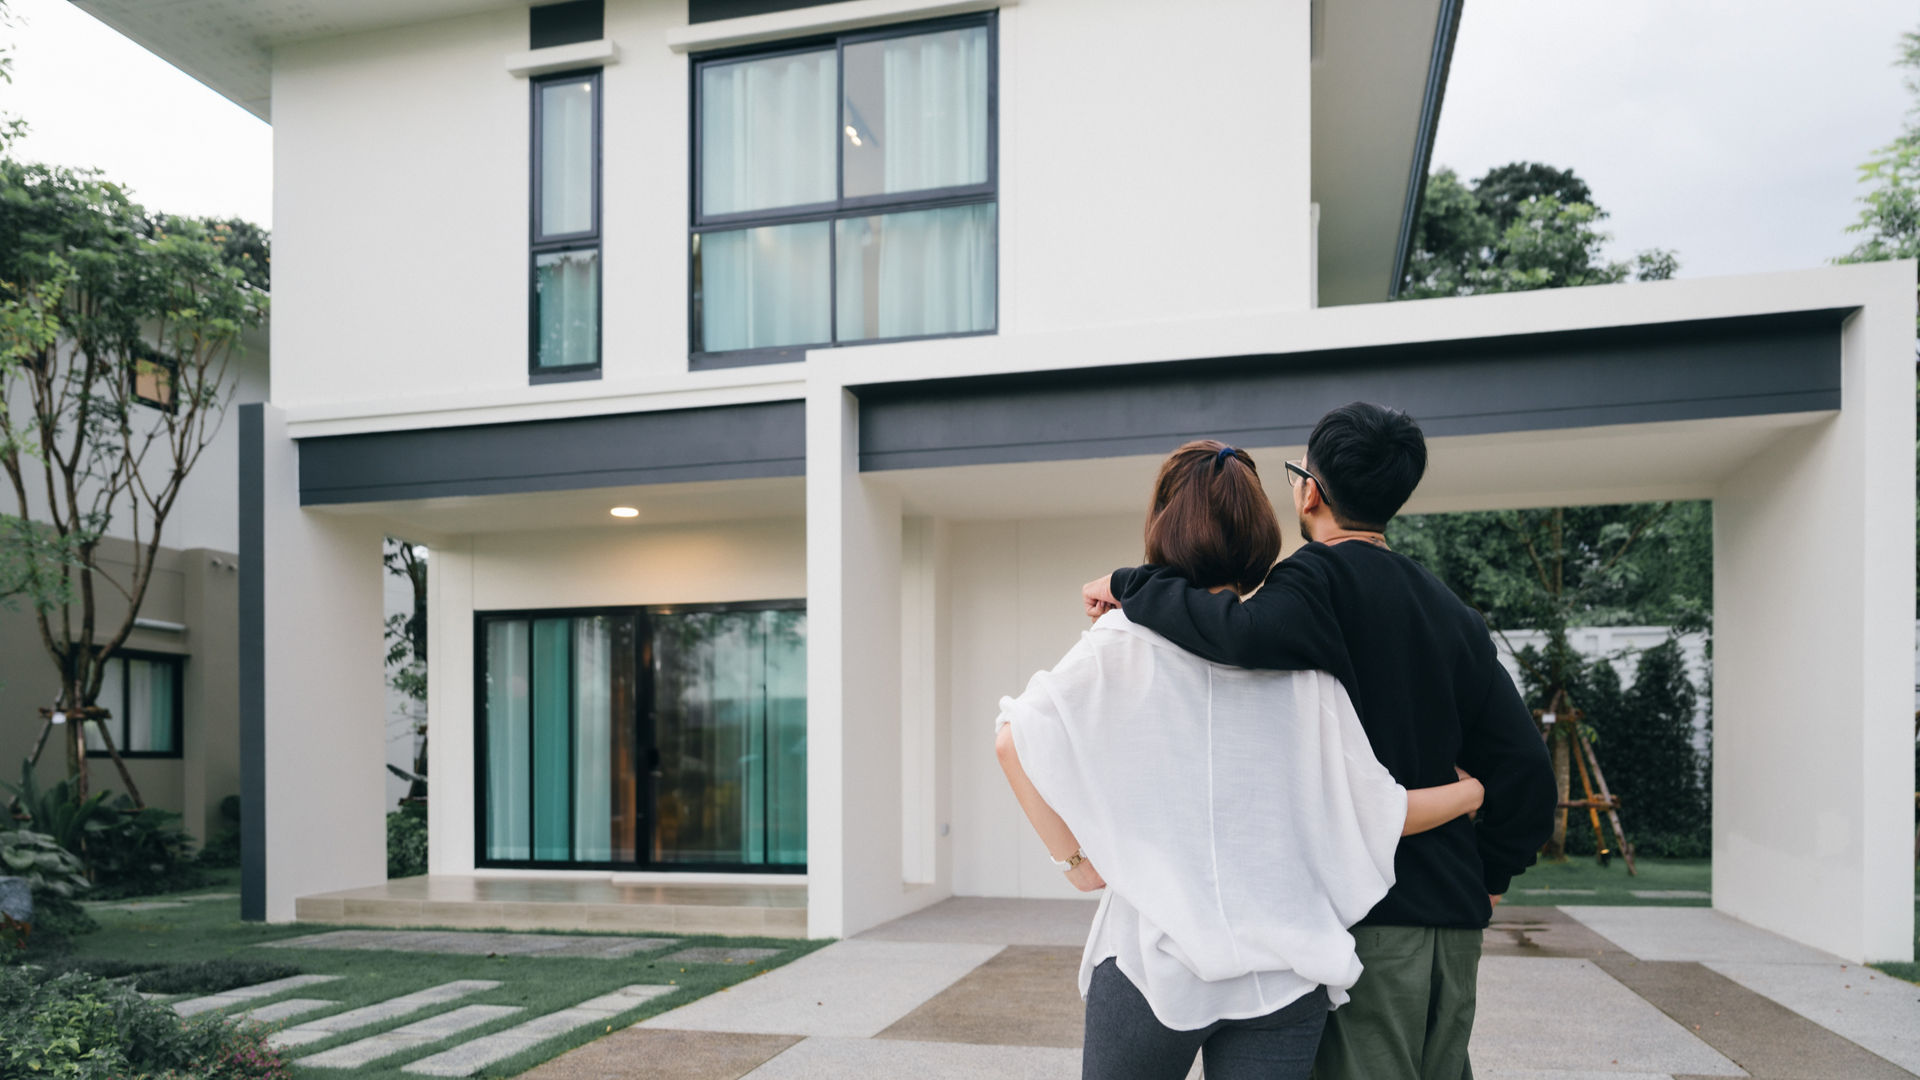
[996,610,1408,1031]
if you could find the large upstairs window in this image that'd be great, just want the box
[691,15,996,367]
[530,68,602,381]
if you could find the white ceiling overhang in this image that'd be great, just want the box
[1311,0,1460,307]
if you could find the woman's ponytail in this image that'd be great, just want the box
[1143,440,1283,595]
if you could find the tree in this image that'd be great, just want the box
[1832,28,1920,613]
[0,158,268,799]
[1388,501,1710,857]
[1400,163,1678,299]
[383,538,427,803]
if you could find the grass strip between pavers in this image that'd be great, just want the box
[62,870,831,1080]
[1496,855,1711,906]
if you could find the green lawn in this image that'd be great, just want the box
[1500,856,1712,906]
[65,871,828,1079]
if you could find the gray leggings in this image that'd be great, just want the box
[1081,959,1329,1080]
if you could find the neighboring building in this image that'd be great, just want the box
[77,0,1913,964]
[1491,627,1712,753]
[0,331,267,846]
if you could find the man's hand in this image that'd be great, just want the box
[1066,859,1107,892]
[1082,574,1118,620]
[1489,894,1504,909]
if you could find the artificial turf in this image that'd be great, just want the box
[67,870,829,1079]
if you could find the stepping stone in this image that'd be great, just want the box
[402,985,677,1077]
[299,1004,523,1069]
[97,900,190,911]
[664,946,783,965]
[1630,889,1711,899]
[266,929,678,959]
[270,981,503,1049]
[1516,888,1597,895]
[236,998,336,1024]
[173,975,343,1017]
[183,892,240,902]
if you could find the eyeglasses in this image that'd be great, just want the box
[1284,459,1322,496]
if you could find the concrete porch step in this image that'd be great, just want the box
[293,876,807,938]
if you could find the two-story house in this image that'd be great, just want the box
[79,0,1913,964]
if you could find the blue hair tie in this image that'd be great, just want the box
[1214,445,1238,470]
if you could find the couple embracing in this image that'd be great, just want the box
[994,403,1558,1080]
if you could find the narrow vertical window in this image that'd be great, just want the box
[530,70,602,379]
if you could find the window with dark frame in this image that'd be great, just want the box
[475,602,807,873]
[131,346,177,412]
[690,14,997,368]
[530,67,603,381]
[83,652,184,759]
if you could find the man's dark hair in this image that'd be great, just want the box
[1304,403,1427,530]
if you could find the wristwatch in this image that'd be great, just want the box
[1050,848,1087,873]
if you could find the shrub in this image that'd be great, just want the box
[0,966,291,1079]
[387,810,428,879]
[3,763,208,897]
[125,959,302,996]
[0,830,97,944]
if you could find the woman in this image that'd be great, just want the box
[994,441,1483,1080]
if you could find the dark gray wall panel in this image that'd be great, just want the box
[237,404,265,922]
[856,310,1849,471]
[299,400,804,505]
[690,0,833,24]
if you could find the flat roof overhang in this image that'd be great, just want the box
[851,307,1848,474]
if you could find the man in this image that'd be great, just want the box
[1083,402,1556,1080]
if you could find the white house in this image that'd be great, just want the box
[77,0,1914,963]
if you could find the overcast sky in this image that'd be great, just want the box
[0,0,1914,280]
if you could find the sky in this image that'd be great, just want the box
[0,0,1913,278]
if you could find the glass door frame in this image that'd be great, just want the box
[471,599,807,874]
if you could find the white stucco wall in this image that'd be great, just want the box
[267,0,1312,419]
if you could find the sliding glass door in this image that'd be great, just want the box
[477,602,805,872]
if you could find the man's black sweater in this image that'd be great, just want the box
[1112,541,1557,930]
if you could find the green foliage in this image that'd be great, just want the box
[0,966,291,1080]
[1389,501,1713,647]
[4,762,205,897]
[1400,163,1679,298]
[387,809,428,879]
[1836,31,1920,275]
[0,829,96,945]
[0,155,268,784]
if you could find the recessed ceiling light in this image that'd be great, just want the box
[609,506,639,518]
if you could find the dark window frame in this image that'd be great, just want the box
[472,599,809,874]
[130,344,179,413]
[529,67,605,384]
[89,649,186,760]
[687,12,999,370]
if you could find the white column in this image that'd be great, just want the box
[259,405,389,922]
[806,386,944,938]
[428,536,476,874]
[1711,266,1915,962]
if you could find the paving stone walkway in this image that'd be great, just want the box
[302,1004,526,1069]
[172,974,343,1017]
[512,899,1920,1080]
[402,985,678,1077]
[268,980,503,1049]
[265,929,679,959]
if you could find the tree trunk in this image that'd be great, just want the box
[1544,726,1571,859]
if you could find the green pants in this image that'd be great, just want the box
[1312,926,1481,1080]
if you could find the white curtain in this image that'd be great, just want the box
[573,617,612,863]
[485,620,531,861]
[699,223,831,352]
[837,204,995,341]
[701,50,837,216]
[876,26,988,195]
[540,79,594,236]
[535,250,598,368]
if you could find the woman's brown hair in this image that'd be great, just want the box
[1143,441,1283,595]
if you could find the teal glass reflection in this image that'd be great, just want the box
[534,249,598,369]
